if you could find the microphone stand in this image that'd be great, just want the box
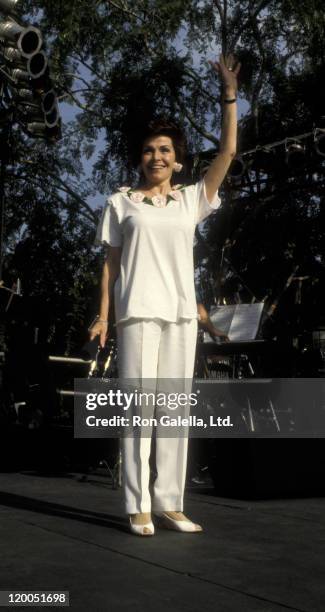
[0,279,22,312]
[222,255,259,304]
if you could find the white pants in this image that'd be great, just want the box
[116,318,198,514]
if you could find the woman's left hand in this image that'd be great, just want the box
[209,53,241,93]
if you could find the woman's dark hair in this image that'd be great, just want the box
[131,117,188,168]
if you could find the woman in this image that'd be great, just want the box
[90,53,240,536]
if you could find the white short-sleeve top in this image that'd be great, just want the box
[96,179,221,324]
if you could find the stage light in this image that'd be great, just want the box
[0,0,19,13]
[41,89,56,114]
[14,87,35,102]
[0,3,61,141]
[11,67,29,84]
[26,120,61,141]
[17,26,42,57]
[26,121,47,137]
[0,22,42,57]
[285,139,306,169]
[3,47,47,80]
[251,146,276,173]
[30,67,51,94]
[314,129,325,157]
[229,155,246,179]
[44,104,60,128]
[2,46,23,64]
[46,121,62,142]
[18,103,44,122]
[27,51,48,79]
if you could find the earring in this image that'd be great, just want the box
[173,162,183,173]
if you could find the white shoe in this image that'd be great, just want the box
[154,512,203,533]
[129,517,155,536]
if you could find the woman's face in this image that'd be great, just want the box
[140,135,176,184]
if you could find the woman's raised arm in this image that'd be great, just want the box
[204,53,241,203]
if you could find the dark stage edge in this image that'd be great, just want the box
[0,471,324,612]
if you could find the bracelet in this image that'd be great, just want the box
[89,315,108,329]
[223,98,237,104]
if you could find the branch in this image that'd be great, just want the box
[175,95,219,145]
[250,0,274,22]
[71,54,111,86]
[231,0,274,49]
[248,9,267,140]
[61,87,104,119]
[102,0,146,22]
[64,72,93,89]
[213,0,224,20]
[18,162,98,222]
[223,0,228,22]
[60,87,100,96]
[213,0,227,52]
[183,68,217,104]
[7,171,96,225]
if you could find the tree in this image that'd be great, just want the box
[1,0,324,352]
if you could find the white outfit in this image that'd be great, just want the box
[96,180,221,324]
[96,180,221,514]
[117,318,198,513]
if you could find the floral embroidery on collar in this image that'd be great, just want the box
[118,184,186,207]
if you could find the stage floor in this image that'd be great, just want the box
[0,471,324,611]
